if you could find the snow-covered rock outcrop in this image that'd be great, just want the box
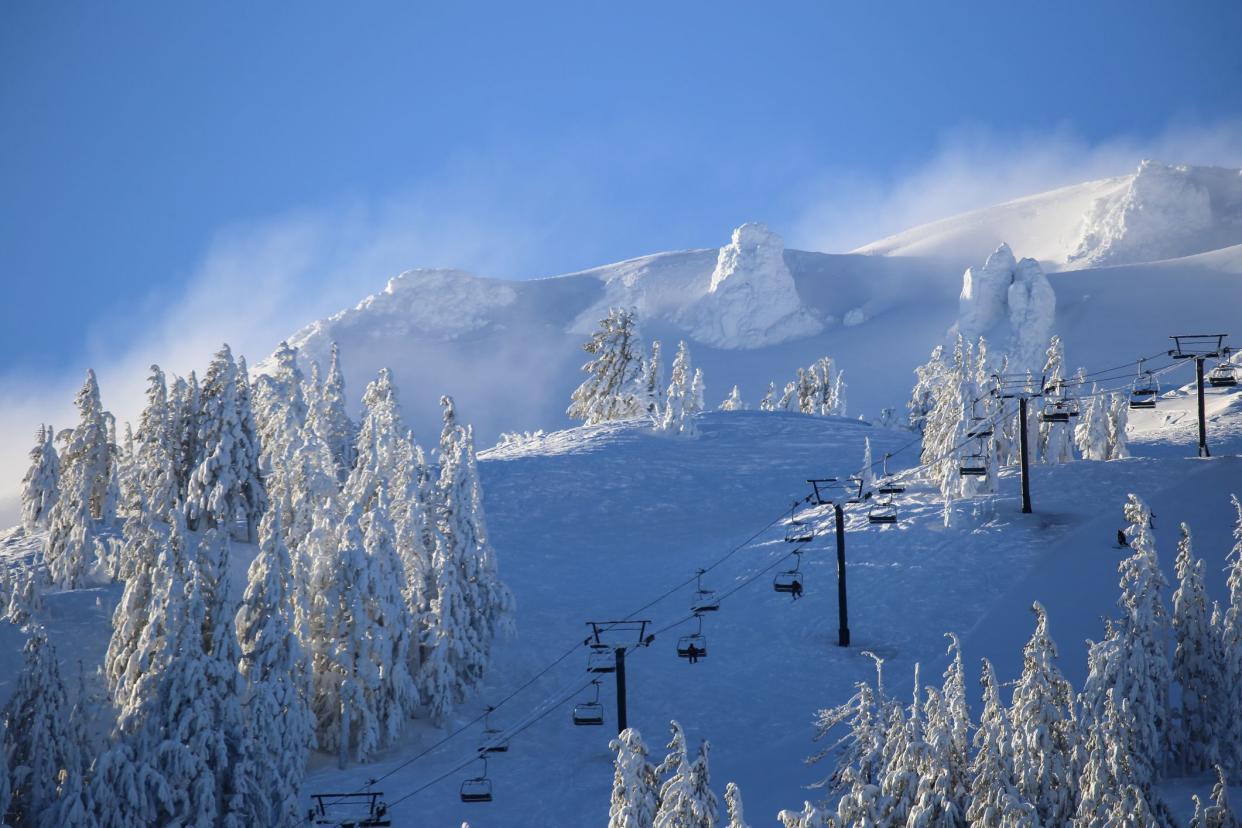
[957,243,1055,372]
[1068,161,1242,268]
[683,223,822,349]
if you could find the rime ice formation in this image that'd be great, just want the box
[1069,161,1242,268]
[685,223,822,349]
[957,243,1055,372]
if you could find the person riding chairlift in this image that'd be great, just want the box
[685,643,701,664]
[791,578,803,600]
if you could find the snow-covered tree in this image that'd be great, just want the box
[688,369,705,417]
[660,341,698,436]
[1074,386,1110,461]
[759,382,776,412]
[1188,766,1237,828]
[1082,494,1171,788]
[252,341,309,539]
[1106,392,1130,460]
[723,783,748,828]
[1038,337,1075,464]
[306,342,357,482]
[185,344,267,538]
[654,723,719,828]
[1008,602,1078,825]
[568,307,646,425]
[234,510,314,827]
[20,424,58,532]
[718,386,745,412]
[641,340,665,419]
[1172,522,1226,774]
[1073,689,1145,825]
[809,651,890,796]
[609,727,660,828]
[0,719,9,828]
[909,345,947,434]
[1221,495,1242,773]
[967,659,1036,827]
[1,628,92,828]
[778,381,797,412]
[777,801,833,828]
[169,371,201,499]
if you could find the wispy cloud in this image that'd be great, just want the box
[788,118,1242,253]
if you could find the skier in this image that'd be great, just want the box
[791,578,803,600]
[685,643,700,664]
[1116,529,1128,548]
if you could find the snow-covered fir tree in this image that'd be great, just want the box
[723,783,748,828]
[1074,385,1111,461]
[1008,602,1078,825]
[966,658,1037,827]
[252,341,309,540]
[1106,392,1131,460]
[1038,337,1075,464]
[654,723,719,828]
[20,424,58,532]
[777,381,797,412]
[307,342,357,482]
[758,382,776,412]
[810,651,890,798]
[609,727,660,828]
[185,344,267,539]
[568,307,646,425]
[45,370,114,588]
[688,368,705,417]
[2,628,93,828]
[777,801,833,828]
[0,719,9,828]
[1221,495,1242,773]
[641,340,665,419]
[660,341,698,436]
[234,510,314,827]
[169,371,201,499]
[908,345,947,434]
[1073,689,1148,825]
[1082,494,1171,788]
[718,385,745,411]
[1171,522,1226,774]
[1188,766,1237,828]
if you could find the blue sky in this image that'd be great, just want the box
[2,0,1241,377]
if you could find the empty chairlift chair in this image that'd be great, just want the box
[586,645,616,674]
[1129,362,1159,409]
[478,706,509,754]
[868,498,897,525]
[785,502,815,544]
[1209,361,1239,388]
[877,453,905,495]
[959,444,988,477]
[460,757,494,803]
[690,568,719,613]
[572,680,605,727]
[676,615,708,662]
[965,400,994,438]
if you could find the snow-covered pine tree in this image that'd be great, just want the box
[1,628,92,828]
[718,385,745,411]
[168,371,200,499]
[1073,689,1141,825]
[809,651,890,798]
[878,665,928,824]
[1106,392,1131,460]
[688,369,705,417]
[1222,495,1242,773]
[723,783,748,828]
[568,307,646,425]
[185,344,267,537]
[20,424,59,532]
[641,340,665,419]
[1082,494,1172,788]
[1008,602,1078,825]
[235,510,314,827]
[778,381,797,412]
[0,717,9,828]
[1039,336,1075,464]
[654,724,719,828]
[345,368,406,516]
[317,342,357,481]
[966,659,1037,827]
[660,341,697,436]
[1172,522,1226,774]
[906,685,967,826]
[759,382,776,412]
[909,345,947,434]
[939,633,972,792]
[776,801,833,828]
[609,727,660,828]
[1074,385,1110,461]
[45,370,115,588]
[1188,766,1237,828]
[252,341,309,539]
[859,438,874,493]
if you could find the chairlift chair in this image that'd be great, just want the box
[1209,362,1239,388]
[586,648,616,674]
[676,616,708,661]
[1130,362,1159,409]
[773,550,804,594]
[479,707,509,754]
[868,499,897,525]
[459,758,494,803]
[308,792,392,827]
[784,502,814,543]
[877,454,905,494]
[966,400,994,438]
[690,568,720,613]
[959,454,988,477]
[572,680,605,726]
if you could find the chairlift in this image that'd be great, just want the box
[785,502,814,543]
[1129,361,1159,409]
[773,550,804,595]
[868,499,897,525]
[966,399,994,438]
[587,646,616,674]
[877,453,905,495]
[459,757,494,803]
[690,568,719,613]
[308,792,392,827]
[846,476,866,504]
[1209,361,1239,388]
[1040,397,1079,423]
[479,706,509,754]
[572,680,605,727]
[959,451,988,477]
[676,615,708,661]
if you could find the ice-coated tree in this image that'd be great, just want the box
[723,783,748,828]
[908,345,947,434]
[314,342,357,481]
[3,560,45,625]
[759,382,776,412]
[776,801,832,828]
[660,341,698,436]
[859,438,874,493]
[1106,392,1130,460]
[777,381,797,412]
[878,665,929,824]
[905,686,967,827]
[809,651,890,797]
[1073,689,1144,825]
[939,633,971,789]
[568,307,646,425]
[169,371,201,499]
[1039,337,1076,464]
[1171,522,1226,774]
[966,659,1037,827]
[185,344,267,538]
[1082,494,1171,788]
[654,726,719,828]
[45,370,114,587]
[2,628,94,828]
[641,340,665,419]
[1222,495,1242,773]
[1074,386,1111,461]
[688,369,705,417]
[608,727,660,828]
[235,510,314,827]
[1188,766,1237,828]
[345,368,406,515]
[20,424,59,532]
[252,341,309,536]
[718,385,745,412]
[1008,602,1078,826]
